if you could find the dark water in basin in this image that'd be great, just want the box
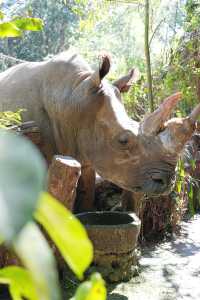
[76,211,134,226]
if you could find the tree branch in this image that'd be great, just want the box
[145,0,154,112]
[149,18,165,46]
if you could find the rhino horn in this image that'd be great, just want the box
[189,102,200,123]
[140,92,182,136]
[113,68,140,93]
[90,54,111,87]
[159,102,200,153]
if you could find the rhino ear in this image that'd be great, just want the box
[99,54,111,80]
[113,68,140,93]
[90,54,111,87]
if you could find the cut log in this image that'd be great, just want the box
[48,155,81,211]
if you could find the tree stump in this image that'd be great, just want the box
[48,155,81,211]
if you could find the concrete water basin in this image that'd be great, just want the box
[77,211,141,282]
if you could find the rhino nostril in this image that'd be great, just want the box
[152,178,165,185]
[153,179,164,184]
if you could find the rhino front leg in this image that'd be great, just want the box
[75,165,96,212]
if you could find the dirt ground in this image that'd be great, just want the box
[107,214,200,300]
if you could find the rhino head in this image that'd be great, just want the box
[73,55,200,195]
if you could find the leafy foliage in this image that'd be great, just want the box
[14,222,62,300]
[0,110,24,128]
[35,192,93,280]
[0,266,38,300]
[0,0,87,62]
[0,9,43,38]
[0,21,21,38]
[0,130,46,242]
[0,127,104,300]
[71,273,106,300]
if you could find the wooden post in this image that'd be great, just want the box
[47,155,81,211]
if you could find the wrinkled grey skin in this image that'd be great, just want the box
[0,51,200,210]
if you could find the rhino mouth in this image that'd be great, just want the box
[122,172,175,195]
[117,179,173,195]
[141,173,176,195]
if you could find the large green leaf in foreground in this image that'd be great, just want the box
[0,266,37,300]
[0,130,46,242]
[71,273,106,300]
[35,192,93,280]
[14,222,61,300]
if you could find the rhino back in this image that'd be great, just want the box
[0,61,45,121]
[0,51,93,161]
[0,61,57,161]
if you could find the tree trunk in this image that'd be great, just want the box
[145,0,154,112]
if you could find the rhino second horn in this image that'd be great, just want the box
[140,92,182,136]
[161,101,200,153]
[189,102,200,123]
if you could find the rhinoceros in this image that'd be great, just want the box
[0,51,200,210]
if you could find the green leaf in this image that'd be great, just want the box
[0,22,21,38]
[13,18,44,31]
[14,222,61,300]
[190,159,196,171]
[176,180,182,194]
[0,110,25,128]
[0,266,37,300]
[188,185,195,216]
[35,192,93,280]
[0,11,4,20]
[72,273,106,300]
[0,130,46,242]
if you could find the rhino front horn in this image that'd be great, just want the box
[140,92,182,136]
[189,102,200,123]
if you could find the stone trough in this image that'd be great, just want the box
[77,211,141,282]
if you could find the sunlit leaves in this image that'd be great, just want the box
[0,1,43,38]
[188,184,195,216]
[0,130,46,242]
[14,222,61,300]
[0,17,43,38]
[0,10,4,20]
[0,22,21,37]
[0,129,96,300]
[0,266,38,300]
[13,18,44,31]
[35,192,93,280]
[176,159,185,194]
[0,130,61,300]
[71,273,106,300]
[0,110,24,128]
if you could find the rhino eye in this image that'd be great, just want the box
[117,131,134,149]
[112,130,136,151]
[119,135,129,145]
